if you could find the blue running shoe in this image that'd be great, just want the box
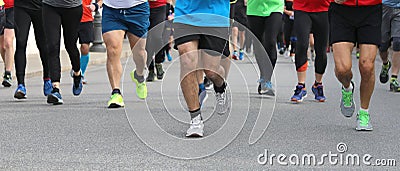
[312,84,326,102]
[43,79,53,96]
[291,85,307,103]
[47,91,63,105]
[199,88,208,108]
[14,84,27,99]
[239,49,244,60]
[258,79,275,96]
[72,74,83,96]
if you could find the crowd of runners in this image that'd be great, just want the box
[0,0,399,136]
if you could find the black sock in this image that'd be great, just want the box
[73,74,81,87]
[4,71,11,76]
[392,75,397,79]
[52,87,60,93]
[214,81,226,93]
[134,71,145,83]
[112,89,121,95]
[383,61,389,65]
[189,108,201,119]
[314,81,322,86]
[298,83,305,87]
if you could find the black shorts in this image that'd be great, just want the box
[329,3,382,46]
[173,23,230,58]
[78,21,94,44]
[233,1,247,31]
[0,6,4,35]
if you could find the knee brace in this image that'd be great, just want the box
[393,37,400,52]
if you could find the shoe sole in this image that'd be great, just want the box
[312,89,326,102]
[355,127,373,131]
[108,103,124,108]
[186,132,203,137]
[2,81,11,87]
[47,95,63,105]
[14,91,27,99]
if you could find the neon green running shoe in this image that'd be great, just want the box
[130,69,147,99]
[108,93,125,108]
[340,81,355,117]
[390,78,400,92]
[356,110,373,131]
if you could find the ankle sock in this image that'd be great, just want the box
[134,71,145,83]
[214,81,226,93]
[190,108,201,119]
[112,89,121,95]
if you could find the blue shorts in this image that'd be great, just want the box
[102,2,150,38]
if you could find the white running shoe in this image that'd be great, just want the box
[186,115,204,137]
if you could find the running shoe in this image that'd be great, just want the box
[380,61,391,84]
[215,90,229,114]
[258,79,275,96]
[204,77,213,90]
[43,79,53,96]
[130,69,147,99]
[146,70,156,82]
[72,74,83,96]
[312,84,326,102]
[166,52,173,61]
[47,91,63,105]
[186,115,204,137]
[199,88,208,108]
[155,63,164,80]
[355,110,373,131]
[291,85,307,103]
[340,81,355,117]
[390,78,400,92]
[14,84,27,99]
[232,51,239,60]
[239,49,244,60]
[108,93,125,108]
[279,48,285,55]
[2,73,12,87]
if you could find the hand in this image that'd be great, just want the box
[86,4,96,12]
[334,0,347,4]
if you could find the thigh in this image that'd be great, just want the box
[4,7,14,29]
[102,5,128,34]
[381,5,392,45]
[329,3,356,45]
[311,12,329,53]
[124,2,150,38]
[391,7,400,39]
[78,22,94,44]
[357,5,382,46]
[14,7,31,43]
[61,6,82,42]
[263,13,282,42]
[294,11,312,46]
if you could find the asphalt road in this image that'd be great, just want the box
[0,51,399,170]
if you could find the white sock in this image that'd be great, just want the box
[359,108,369,114]
[344,83,353,92]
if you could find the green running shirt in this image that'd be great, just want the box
[247,0,284,17]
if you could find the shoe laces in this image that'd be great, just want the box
[294,85,304,95]
[215,92,225,105]
[265,81,273,89]
[358,111,369,126]
[316,85,324,96]
[342,89,353,107]
[190,116,202,128]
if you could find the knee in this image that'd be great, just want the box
[204,69,219,79]
[359,60,375,75]
[80,44,90,55]
[335,65,352,77]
